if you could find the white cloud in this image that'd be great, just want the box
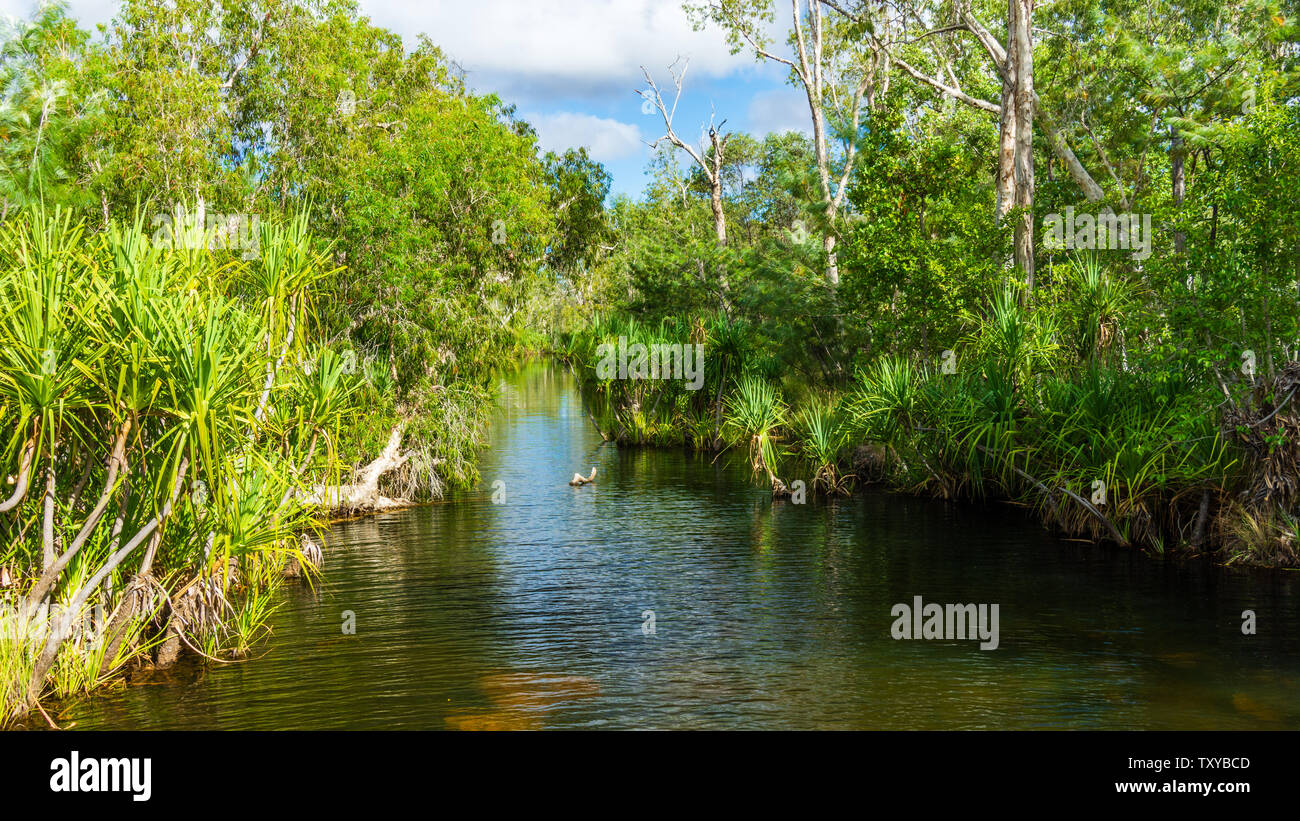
[2,1,763,106]
[1,0,117,30]
[359,0,749,102]
[528,111,645,164]
[746,87,811,137]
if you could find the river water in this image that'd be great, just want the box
[60,363,1300,729]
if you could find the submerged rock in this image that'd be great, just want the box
[444,671,600,731]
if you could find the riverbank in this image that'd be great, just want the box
[556,310,1300,570]
[0,207,512,727]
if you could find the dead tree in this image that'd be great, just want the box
[638,58,734,309]
[638,58,731,249]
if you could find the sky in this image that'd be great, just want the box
[0,0,811,198]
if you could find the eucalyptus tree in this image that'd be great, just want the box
[810,0,1098,289]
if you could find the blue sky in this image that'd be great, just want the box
[1,0,811,199]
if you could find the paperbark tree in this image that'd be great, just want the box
[638,59,735,311]
[1010,0,1036,289]
[821,0,1108,290]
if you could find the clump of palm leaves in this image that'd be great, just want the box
[841,265,1244,555]
[1055,252,1143,366]
[960,284,1060,394]
[792,398,853,494]
[850,355,924,447]
[724,375,786,490]
[0,203,363,723]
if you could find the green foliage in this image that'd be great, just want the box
[724,375,786,483]
[0,205,363,719]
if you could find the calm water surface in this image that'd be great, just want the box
[61,364,1300,729]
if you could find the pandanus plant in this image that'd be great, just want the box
[850,355,922,448]
[794,399,852,494]
[724,375,787,490]
[1060,253,1141,367]
[703,312,747,449]
[0,204,359,722]
[248,207,341,424]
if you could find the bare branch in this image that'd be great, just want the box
[888,52,1001,114]
[638,60,712,179]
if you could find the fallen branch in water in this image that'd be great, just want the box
[301,423,420,513]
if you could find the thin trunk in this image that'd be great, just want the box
[0,434,37,512]
[95,477,136,676]
[707,138,733,313]
[709,183,726,245]
[1171,124,1186,253]
[25,458,189,711]
[792,0,844,286]
[1011,0,1036,292]
[823,234,839,286]
[140,455,191,578]
[995,36,1017,221]
[708,139,727,247]
[24,420,131,609]
[41,461,56,573]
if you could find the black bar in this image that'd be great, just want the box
[1,730,1288,809]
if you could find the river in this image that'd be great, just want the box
[59,363,1300,729]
